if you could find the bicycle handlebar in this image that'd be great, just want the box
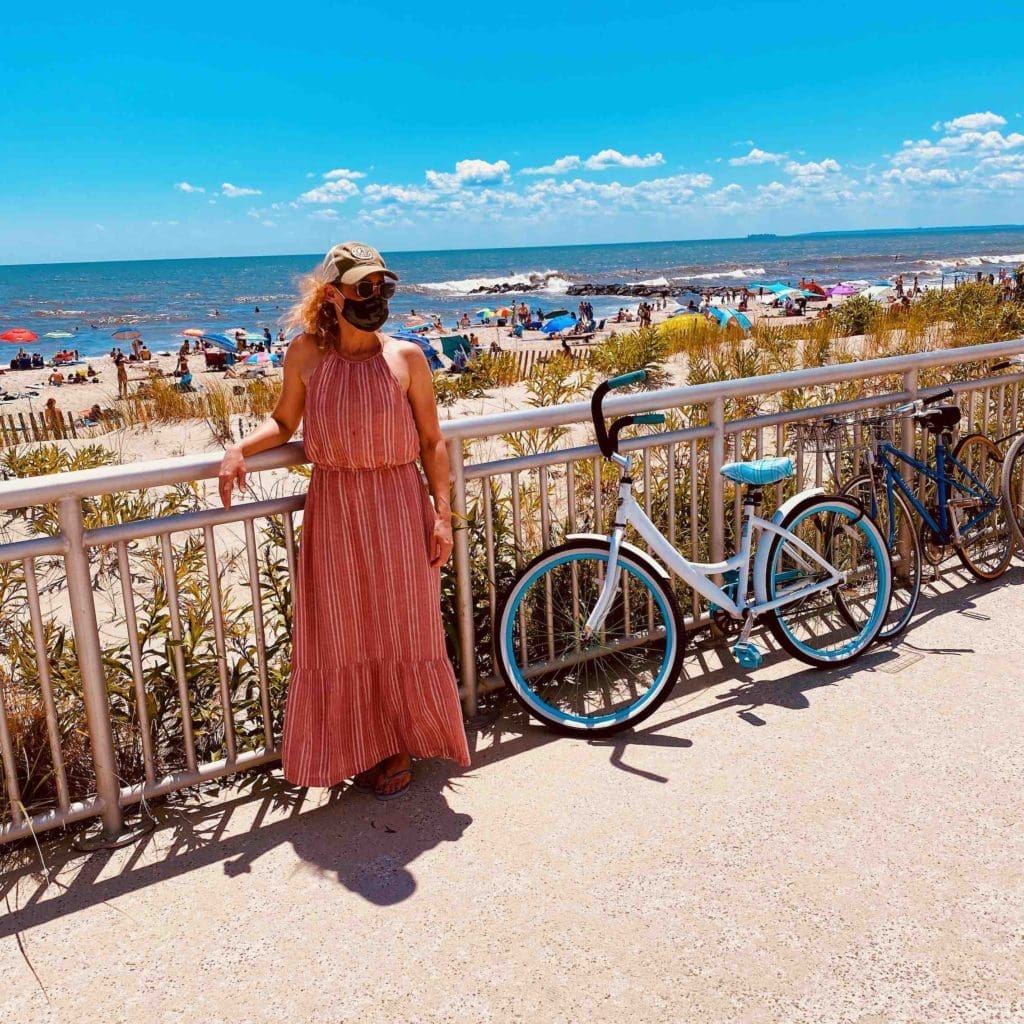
[592,370,667,458]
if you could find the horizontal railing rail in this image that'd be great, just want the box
[1,336,1022,847]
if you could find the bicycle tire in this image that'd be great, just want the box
[949,433,1014,581]
[764,495,892,667]
[1001,432,1024,550]
[496,539,685,737]
[839,473,923,640]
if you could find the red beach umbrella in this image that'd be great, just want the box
[0,327,39,343]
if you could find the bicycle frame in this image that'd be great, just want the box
[584,456,843,634]
[867,436,996,544]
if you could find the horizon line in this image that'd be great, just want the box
[2,221,1024,271]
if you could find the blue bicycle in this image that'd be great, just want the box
[832,388,1013,639]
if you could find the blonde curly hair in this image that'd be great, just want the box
[285,264,340,351]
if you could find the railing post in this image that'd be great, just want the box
[898,369,919,576]
[447,439,479,717]
[708,395,726,568]
[59,496,124,840]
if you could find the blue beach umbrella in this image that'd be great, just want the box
[200,333,237,353]
[541,314,577,334]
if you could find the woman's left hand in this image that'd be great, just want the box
[429,515,454,568]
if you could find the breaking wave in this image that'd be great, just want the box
[919,252,1024,269]
[419,270,571,294]
[688,266,766,281]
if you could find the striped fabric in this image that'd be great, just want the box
[280,346,471,787]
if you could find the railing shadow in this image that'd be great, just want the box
[1,562,1018,936]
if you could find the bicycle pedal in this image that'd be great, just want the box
[731,641,763,670]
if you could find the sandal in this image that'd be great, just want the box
[351,766,382,794]
[374,765,413,802]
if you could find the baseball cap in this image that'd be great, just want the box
[321,241,399,285]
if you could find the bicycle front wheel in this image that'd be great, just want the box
[496,540,685,736]
[1001,433,1024,550]
[950,433,1014,580]
[764,496,892,667]
[840,473,923,640]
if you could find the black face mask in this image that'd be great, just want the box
[340,294,390,332]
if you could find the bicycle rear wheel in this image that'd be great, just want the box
[496,540,685,736]
[840,473,922,640]
[764,496,892,667]
[1001,433,1024,550]
[950,433,1014,580]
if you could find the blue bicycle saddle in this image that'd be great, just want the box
[719,457,795,486]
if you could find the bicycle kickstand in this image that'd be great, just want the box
[731,614,763,670]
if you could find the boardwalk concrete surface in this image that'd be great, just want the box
[2,564,1022,1024]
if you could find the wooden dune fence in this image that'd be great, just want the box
[0,409,124,448]
[509,345,594,380]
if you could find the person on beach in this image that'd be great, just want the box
[44,397,62,433]
[217,241,470,801]
[116,356,128,398]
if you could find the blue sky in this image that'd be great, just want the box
[2,2,1022,264]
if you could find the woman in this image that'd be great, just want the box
[218,242,470,801]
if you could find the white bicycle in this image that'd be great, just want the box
[496,370,894,736]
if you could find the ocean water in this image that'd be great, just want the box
[2,225,1023,359]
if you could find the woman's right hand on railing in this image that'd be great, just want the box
[218,446,246,508]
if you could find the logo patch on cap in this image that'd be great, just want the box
[350,245,375,261]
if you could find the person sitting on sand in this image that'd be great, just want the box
[49,370,65,386]
[79,403,103,425]
[489,339,501,355]
[86,364,97,377]
[140,346,151,360]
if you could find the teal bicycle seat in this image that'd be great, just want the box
[720,457,795,486]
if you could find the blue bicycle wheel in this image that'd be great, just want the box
[764,496,892,667]
[496,540,684,736]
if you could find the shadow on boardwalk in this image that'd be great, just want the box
[0,563,1016,942]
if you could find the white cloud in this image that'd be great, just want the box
[883,167,962,187]
[299,178,360,203]
[175,181,205,194]
[941,111,1007,133]
[785,158,842,179]
[309,208,341,221]
[363,183,437,205]
[729,147,786,166]
[521,155,583,175]
[988,171,1024,189]
[323,168,366,180]
[425,158,511,190]
[261,219,277,227]
[583,149,665,170]
[221,182,262,198]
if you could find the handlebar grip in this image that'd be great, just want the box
[633,413,666,425]
[923,388,954,406]
[608,370,647,389]
[992,360,1012,371]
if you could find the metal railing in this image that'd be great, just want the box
[1,337,1023,846]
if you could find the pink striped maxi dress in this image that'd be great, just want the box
[280,343,471,787]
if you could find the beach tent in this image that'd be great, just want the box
[394,330,444,370]
[859,285,894,301]
[440,335,472,361]
[541,314,577,334]
[803,282,827,296]
[708,307,752,330]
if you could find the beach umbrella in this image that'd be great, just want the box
[475,308,496,320]
[0,328,39,343]
[199,333,237,354]
[494,306,512,317]
[543,308,570,320]
[827,285,858,296]
[44,330,74,339]
[404,315,431,328]
[182,328,204,337]
[541,314,577,334]
[111,328,141,341]
[802,282,827,296]
[245,351,281,365]
[394,330,445,370]
[860,285,893,301]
